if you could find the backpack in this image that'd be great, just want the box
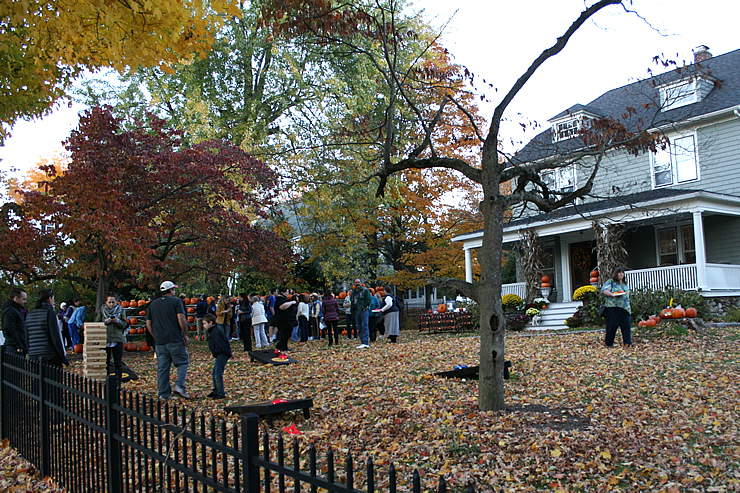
[395,296,404,311]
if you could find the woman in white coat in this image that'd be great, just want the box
[251,296,270,348]
[378,287,401,343]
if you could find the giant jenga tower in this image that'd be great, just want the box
[82,322,107,380]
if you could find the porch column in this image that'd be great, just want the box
[693,211,708,289]
[560,237,571,302]
[464,248,473,284]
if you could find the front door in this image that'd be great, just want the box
[569,241,597,290]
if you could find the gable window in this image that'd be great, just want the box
[652,134,698,188]
[542,165,576,194]
[551,116,593,142]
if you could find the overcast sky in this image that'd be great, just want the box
[1,0,737,176]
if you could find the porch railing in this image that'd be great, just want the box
[625,264,698,291]
[502,282,526,299]
[706,263,740,289]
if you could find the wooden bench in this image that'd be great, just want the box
[434,361,512,380]
[225,398,313,426]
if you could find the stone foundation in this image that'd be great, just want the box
[704,296,740,318]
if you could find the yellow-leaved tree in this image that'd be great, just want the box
[0,0,240,143]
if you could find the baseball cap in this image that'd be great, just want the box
[160,281,178,292]
[60,302,67,309]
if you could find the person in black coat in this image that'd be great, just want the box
[273,287,298,352]
[2,287,28,355]
[26,289,69,367]
[205,314,232,399]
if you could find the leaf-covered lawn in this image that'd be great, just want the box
[22,328,740,491]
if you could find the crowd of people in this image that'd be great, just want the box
[1,279,404,401]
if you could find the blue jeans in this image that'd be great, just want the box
[155,342,189,399]
[69,323,81,346]
[212,354,229,397]
[298,317,309,342]
[354,310,370,345]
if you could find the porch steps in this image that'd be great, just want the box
[528,301,582,331]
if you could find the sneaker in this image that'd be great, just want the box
[213,395,226,400]
[357,344,369,349]
[207,391,217,398]
[173,386,190,399]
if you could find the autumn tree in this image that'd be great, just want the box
[263,0,665,411]
[1,106,290,309]
[0,0,239,144]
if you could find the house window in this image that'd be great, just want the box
[658,228,678,265]
[652,134,698,187]
[542,165,576,194]
[551,116,593,142]
[657,226,695,265]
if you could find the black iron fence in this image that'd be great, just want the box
[0,350,475,492]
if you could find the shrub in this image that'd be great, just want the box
[501,293,523,308]
[573,285,597,301]
[565,316,582,328]
[630,286,707,321]
[509,314,530,331]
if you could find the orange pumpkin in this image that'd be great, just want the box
[129,317,138,325]
[187,307,195,313]
[428,309,433,314]
[121,301,130,309]
[649,315,661,323]
[590,270,599,278]
[338,292,347,299]
[661,308,673,319]
[438,304,447,313]
[541,283,550,288]
[139,341,150,351]
[685,307,697,318]
[130,300,137,307]
[589,277,599,283]
[541,275,550,284]
[369,288,375,295]
[187,316,195,323]
[139,310,146,316]
[341,330,348,336]
[73,344,84,354]
[138,300,146,307]
[672,307,685,319]
[637,320,646,327]
[190,297,199,305]
[645,319,657,327]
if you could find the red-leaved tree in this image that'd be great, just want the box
[2,106,291,309]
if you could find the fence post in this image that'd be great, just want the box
[241,413,260,492]
[105,376,123,493]
[39,362,50,478]
[0,349,4,440]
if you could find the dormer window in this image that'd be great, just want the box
[549,110,600,143]
[659,77,714,112]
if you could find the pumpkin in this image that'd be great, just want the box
[428,309,433,314]
[138,310,146,316]
[140,327,148,334]
[645,318,657,327]
[207,296,215,303]
[190,298,199,305]
[138,300,146,307]
[139,342,150,351]
[541,275,550,284]
[649,315,661,323]
[121,301,130,309]
[589,277,599,283]
[661,308,674,319]
[73,344,84,354]
[338,292,347,299]
[187,307,195,313]
[672,307,685,319]
[590,270,599,278]
[190,325,197,331]
[438,304,447,313]
[369,288,375,295]
[341,330,348,336]
[637,320,646,327]
[541,283,550,288]
[129,317,138,325]
[685,307,697,318]
[187,316,195,323]
[130,300,137,307]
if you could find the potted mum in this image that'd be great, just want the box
[501,293,523,312]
